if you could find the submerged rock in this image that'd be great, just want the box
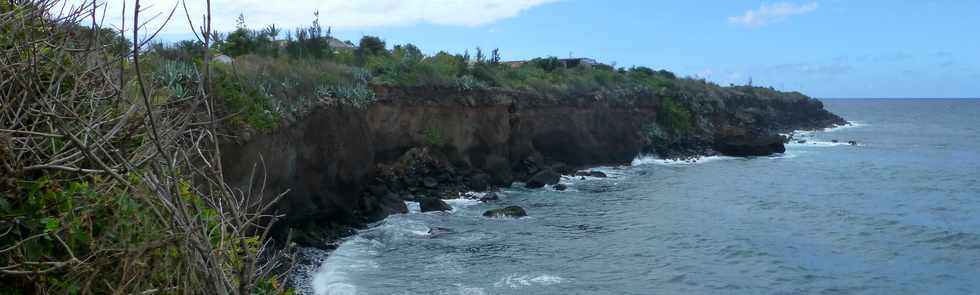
[575,170,607,178]
[525,169,561,188]
[848,140,858,146]
[427,227,453,237]
[553,183,568,191]
[483,206,527,218]
[797,140,807,144]
[419,197,451,212]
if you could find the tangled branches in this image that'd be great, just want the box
[0,0,291,293]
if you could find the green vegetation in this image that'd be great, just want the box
[657,97,693,133]
[1,2,291,294]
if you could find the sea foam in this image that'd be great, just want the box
[631,154,735,166]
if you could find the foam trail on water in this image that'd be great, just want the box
[631,154,735,166]
[823,121,866,132]
[494,274,567,288]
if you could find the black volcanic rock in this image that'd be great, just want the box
[467,173,492,191]
[483,206,527,218]
[525,169,561,188]
[714,129,786,157]
[419,197,451,212]
[479,192,500,202]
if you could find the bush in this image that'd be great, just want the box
[657,97,693,133]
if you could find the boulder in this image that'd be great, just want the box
[796,140,807,144]
[553,183,568,191]
[419,197,451,212]
[848,140,858,146]
[483,206,527,218]
[479,192,500,202]
[550,162,572,175]
[380,193,408,214]
[525,169,561,188]
[831,139,839,143]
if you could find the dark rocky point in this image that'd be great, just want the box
[714,128,786,157]
[419,197,451,212]
[525,169,561,188]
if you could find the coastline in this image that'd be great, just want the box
[217,85,847,289]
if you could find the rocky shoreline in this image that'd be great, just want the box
[220,85,847,252]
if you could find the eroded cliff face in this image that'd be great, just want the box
[221,85,845,245]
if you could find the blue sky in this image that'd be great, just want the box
[126,0,979,98]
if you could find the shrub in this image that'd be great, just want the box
[657,97,693,133]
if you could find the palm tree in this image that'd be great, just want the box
[264,24,281,42]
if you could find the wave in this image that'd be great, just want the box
[311,237,380,295]
[823,121,867,132]
[787,140,854,147]
[631,154,735,166]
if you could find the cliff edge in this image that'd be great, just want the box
[221,84,846,246]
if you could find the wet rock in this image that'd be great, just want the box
[831,139,839,143]
[525,169,561,188]
[419,197,451,212]
[479,192,500,202]
[467,173,492,191]
[848,140,858,146]
[796,140,807,144]
[714,129,786,157]
[483,155,513,186]
[380,193,408,214]
[483,206,527,218]
[553,183,568,191]
[422,177,439,188]
[550,162,572,175]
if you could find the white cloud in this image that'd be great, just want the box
[69,0,559,35]
[728,2,818,27]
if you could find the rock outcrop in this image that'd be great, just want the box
[221,85,846,246]
[483,206,528,218]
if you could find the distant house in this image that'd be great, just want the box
[327,37,354,50]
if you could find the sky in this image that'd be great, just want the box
[76,0,980,98]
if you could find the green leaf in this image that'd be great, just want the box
[41,217,60,233]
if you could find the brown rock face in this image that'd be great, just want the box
[221,85,845,244]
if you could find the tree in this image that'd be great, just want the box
[264,24,280,41]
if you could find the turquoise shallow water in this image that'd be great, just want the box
[304,99,980,295]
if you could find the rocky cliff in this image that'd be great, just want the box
[221,85,846,246]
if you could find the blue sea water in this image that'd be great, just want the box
[303,99,980,295]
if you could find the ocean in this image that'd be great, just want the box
[301,99,980,294]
